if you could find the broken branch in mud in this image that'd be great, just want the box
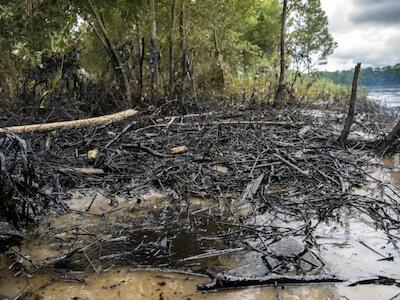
[198,273,344,291]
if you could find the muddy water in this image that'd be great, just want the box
[0,262,342,300]
[1,262,399,300]
[1,161,400,299]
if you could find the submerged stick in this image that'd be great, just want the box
[0,109,138,135]
[198,273,343,291]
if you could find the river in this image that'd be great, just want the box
[368,85,400,108]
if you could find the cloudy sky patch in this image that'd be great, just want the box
[319,0,400,71]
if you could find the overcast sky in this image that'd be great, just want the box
[319,0,400,71]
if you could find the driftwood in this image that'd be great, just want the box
[198,273,344,291]
[0,109,138,134]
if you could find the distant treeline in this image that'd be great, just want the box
[318,64,400,86]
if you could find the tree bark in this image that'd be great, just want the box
[337,63,361,144]
[169,0,177,94]
[149,0,160,93]
[274,0,288,107]
[179,0,188,99]
[87,0,131,107]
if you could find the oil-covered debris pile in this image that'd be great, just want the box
[0,133,67,230]
[1,109,399,287]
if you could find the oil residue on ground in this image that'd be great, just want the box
[1,158,400,300]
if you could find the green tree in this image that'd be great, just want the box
[289,0,337,73]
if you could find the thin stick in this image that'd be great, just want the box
[10,248,39,269]
[273,153,309,176]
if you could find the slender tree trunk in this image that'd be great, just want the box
[88,0,131,107]
[274,0,288,107]
[139,37,145,101]
[337,63,361,145]
[134,20,145,102]
[169,0,177,94]
[26,0,33,16]
[213,29,225,91]
[179,0,188,99]
[149,0,160,93]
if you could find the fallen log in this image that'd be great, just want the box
[198,273,344,291]
[0,109,138,135]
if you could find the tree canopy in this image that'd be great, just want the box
[0,0,337,112]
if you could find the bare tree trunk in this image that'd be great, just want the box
[88,0,131,107]
[213,29,225,91]
[26,0,33,15]
[149,0,160,93]
[138,37,145,101]
[169,0,177,94]
[337,63,361,145]
[179,0,188,100]
[134,20,145,102]
[274,0,288,107]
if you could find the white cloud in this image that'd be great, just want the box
[319,0,400,71]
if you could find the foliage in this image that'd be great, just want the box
[0,0,340,112]
[319,64,400,86]
[288,0,337,73]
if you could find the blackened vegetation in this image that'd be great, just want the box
[198,273,344,291]
[0,134,66,228]
[14,49,132,116]
[1,108,399,288]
